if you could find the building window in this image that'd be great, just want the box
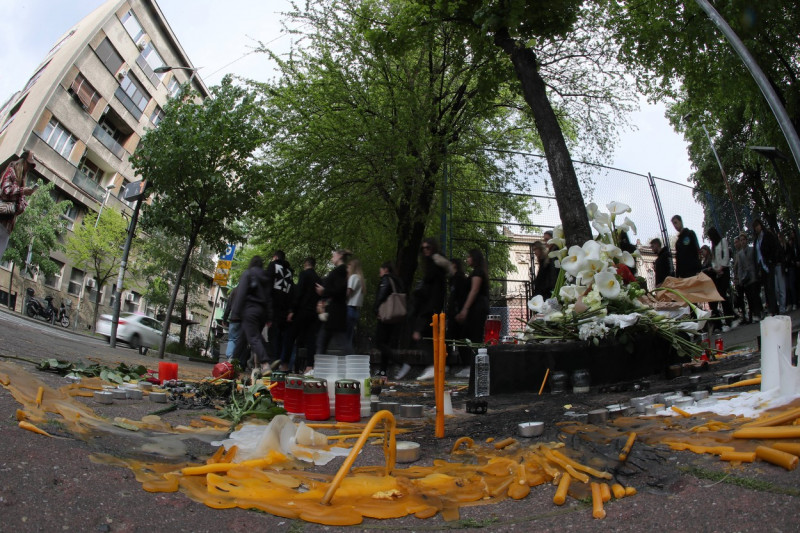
[120,10,145,44]
[0,96,26,134]
[78,156,103,184]
[150,105,164,127]
[166,76,181,98]
[125,291,141,313]
[68,268,85,296]
[69,73,101,113]
[95,37,124,76]
[136,42,166,86]
[116,73,150,120]
[23,61,51,93]
[62,203,77,231]
[44,260,65,289]
[40,117,77,159]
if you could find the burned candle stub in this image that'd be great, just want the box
[518,421,544,437]
[395,441,421,463]
[399,404,423,418]
[93,391,113,404]
[126,389,143,400]
[377,402,399,414]
[149,391,168,403]
[111,389,129,400]
[587,409,608,425]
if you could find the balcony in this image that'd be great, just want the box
[72,169,106,203]
[114,86,144,121]
[92,124,126,160]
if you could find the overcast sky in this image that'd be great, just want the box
[0,0,706,242]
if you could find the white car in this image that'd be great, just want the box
[96,312,178,349]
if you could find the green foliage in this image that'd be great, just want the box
[131,75,267,357]
[606,0,800,233]
[5,181,71,277]
[66,207,130,327]
[253,0,534,289]
[219,381,286,427]
[37,359,148,383]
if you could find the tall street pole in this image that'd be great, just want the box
[109,195,143,348]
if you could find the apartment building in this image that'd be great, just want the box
[0,0,219,335]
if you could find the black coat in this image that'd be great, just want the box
[291,267,321,323]
[320,263,348,332]
[675,228,701,278]
[374,273,403,314]
[533,259,558,299]
[654,247,672,286]
[266,259,294,323]
[229,266,271,324]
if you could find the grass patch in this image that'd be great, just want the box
[680,465,800,497]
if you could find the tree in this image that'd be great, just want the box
[606,0,800,232]
[65,208,131,330]
[131,76,267,358]
[140,231,215,344]
[254,0,534,290]
[417,0,638,246]
[4,182,70,307]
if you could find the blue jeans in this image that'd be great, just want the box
[346,305,360,347]
[225,321,241,360]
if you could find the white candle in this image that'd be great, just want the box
[761,316,791,393]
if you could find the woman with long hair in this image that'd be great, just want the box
[346,257,365,349]
[374,261,404,377]
[316,249,351,354]
[0,150,38,258]
[455,248,490,343]
[707,227,739,331]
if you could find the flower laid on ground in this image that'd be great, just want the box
[523,201,705,359]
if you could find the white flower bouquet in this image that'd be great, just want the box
[523,201,706,359]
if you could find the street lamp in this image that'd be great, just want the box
[153,65,199,88]
[95,184,115,228]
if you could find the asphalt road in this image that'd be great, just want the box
[1,307,800,532]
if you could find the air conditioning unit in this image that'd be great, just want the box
[117,68,128,80]
[136,37,149,50]
[125,293,135,302]
[85,278,96,289]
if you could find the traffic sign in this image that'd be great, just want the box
[220,244,236,261]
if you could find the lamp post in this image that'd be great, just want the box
[95,184,115,228]
[153,65,199,93]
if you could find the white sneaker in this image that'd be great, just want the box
[730,319,741,329]
[721,325,731,332]
[394,363,411,380]
[416,365,435,381]
[303,368,314,377]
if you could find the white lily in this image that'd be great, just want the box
[592,220,613,236]
[562,245,587,277]
[559,284,588,302]
[548,247,567,261]
[549,237,566,250]
[601,243,622,258]
[603,313,640,329]
[594,271,621,299]
[528,295,545,313]
[593,211,611,227]
[620,250,636,268]
[693,307,711,329]
[553,225,564,239]
[619,216,637,235]
[586,202,599,220]
[577,259,608,285]
[582,239,602,260]
[607,201,631,216]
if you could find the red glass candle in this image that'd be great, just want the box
[335,379,361,422]
[303,378,330,421]
[270,371,287,401]
[284,375,304,414]
[483,315,502,345]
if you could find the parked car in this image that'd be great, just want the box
[96,312,178,349]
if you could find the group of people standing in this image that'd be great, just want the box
[649,214,799,332]
[220,238,491,380]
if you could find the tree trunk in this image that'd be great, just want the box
[8,262,15,311]
[493,27,592,246]
[395,165,440,292]
[180,273,191,344]
[158,232,198,358]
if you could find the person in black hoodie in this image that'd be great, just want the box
[650,238,672,286]
[671,215,701,278]
[315,249,351,354]
[229,256,272,372]
[754,219,784,315]
[265,250,294,368]
[286,257,321,373]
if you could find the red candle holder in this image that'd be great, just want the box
[303,378,330,421]
[483,315,502,345]
[284,375,305,414]
[335,379,361,422]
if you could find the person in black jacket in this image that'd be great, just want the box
[286,257,321,373]
[649,238,672,287]
[754,219,784,315]
[315,249,351,354]
[229,256,272,372]
[532,241,558,299]
[374,261,404,377]
[671,215,701,278]
[265,250,294,367]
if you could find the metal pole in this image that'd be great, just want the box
[695,0,800,174]
[647,173,673,275]
[109,196,143,348]
[699,122,742,231]
[204,284,221,353]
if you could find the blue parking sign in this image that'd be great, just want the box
[220,244,236,261]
